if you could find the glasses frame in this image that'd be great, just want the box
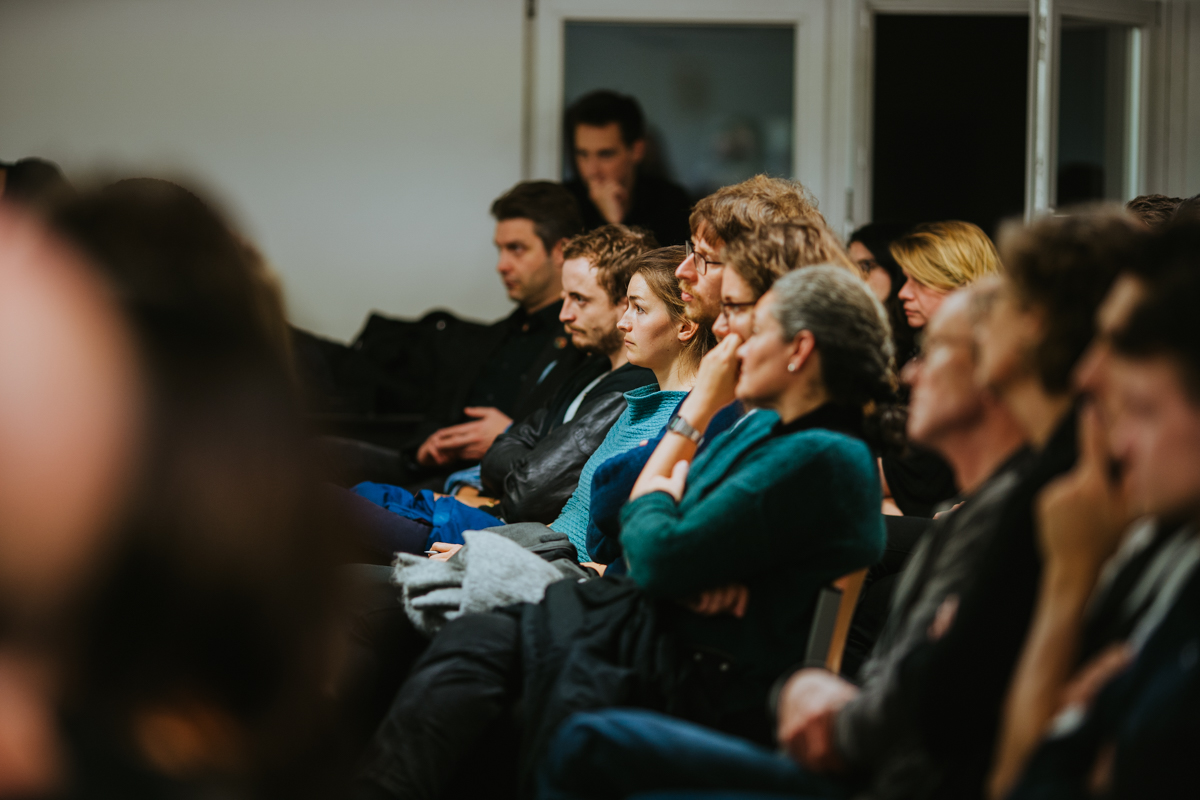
[719,300,757,323]
[685,239,723,276]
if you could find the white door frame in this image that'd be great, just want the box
[528,0,836,228]
[846,0,1159,227]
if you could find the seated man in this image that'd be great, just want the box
[344,226,658,555]
[479,224,658,523]
[412,181,587,474]
[538,284,1032,800]
[564,90,692,246]
[992,220,1200,799]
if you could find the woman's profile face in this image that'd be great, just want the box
[617,272,681,374]
[734,291,793,405]
[897,272,949,329]
[712,267,759,343]
[849,241,893,304]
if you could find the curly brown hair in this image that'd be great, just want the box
[724,221,858,300]
[562,224,658,304]
[688,175,820,247]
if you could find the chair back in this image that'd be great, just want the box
[802,567,869,673]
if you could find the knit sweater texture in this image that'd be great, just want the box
[621,407,885,710]
[550,384,685,561]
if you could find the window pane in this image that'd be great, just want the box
[563,22,794,198]
[1056,20,1131,206]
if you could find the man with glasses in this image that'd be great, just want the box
[676,175,822,336]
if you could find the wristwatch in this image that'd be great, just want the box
[667,413,703,444]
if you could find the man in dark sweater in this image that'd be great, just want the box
[412,182,586,472]
[563,90,692,247]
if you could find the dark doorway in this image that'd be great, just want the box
[872,15,1029,238]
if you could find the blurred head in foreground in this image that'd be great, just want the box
[0,179,337,796]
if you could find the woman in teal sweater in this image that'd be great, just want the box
[621,265,892,706]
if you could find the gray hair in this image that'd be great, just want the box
[768,265,896,406]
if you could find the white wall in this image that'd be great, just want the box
[0,0,526,341]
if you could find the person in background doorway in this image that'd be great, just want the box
[564,90,693,246]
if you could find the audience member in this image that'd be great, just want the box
[849,222,918,367]
[884,220,1001,518]
[538,286,1030,800]
[0,157,73,212]
[412,181,586,472]
[352,265,889,800]
[678,174,819,331]
[46,180,341,796]
[991,219,1200,799]
[479,224,657,520]
[584,187,840,570]
[340,226,658,556]
[892,220,1001,330]
[905,208,1142,800]
[0,206,142,796]
[564,90,692,246]
[1124,192,1182,229]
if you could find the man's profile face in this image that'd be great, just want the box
[904,290,986,449]
[1108,354,1200,520]
[559,257,626,356]
[494,218,559,311]
[574,123,644,192]
[675,223,724,329]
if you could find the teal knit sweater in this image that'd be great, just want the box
[550,384,685,561]
[620,407,885,711]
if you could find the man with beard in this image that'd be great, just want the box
[676,174,822,335]
[475,224,659,523]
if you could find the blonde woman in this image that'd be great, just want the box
[893,221,1002,329]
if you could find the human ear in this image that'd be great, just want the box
[550,239,566,269]
[788,330,817,373]
[630,139,646,165]
[677,318,700,344]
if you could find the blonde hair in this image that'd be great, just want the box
[890,221,1002,292]
[724,221,858,300]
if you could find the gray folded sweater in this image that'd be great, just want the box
[392,529,574,636]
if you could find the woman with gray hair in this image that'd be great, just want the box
[351,267,892,800]
[619,265,892,730]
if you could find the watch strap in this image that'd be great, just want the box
[667,413,703,444]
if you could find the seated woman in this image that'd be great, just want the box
[885,221,1003,518]
[587,219,859,569]
[352,265,891,800]
[350,245,706,561]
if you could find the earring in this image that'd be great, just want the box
[787,363,797,373]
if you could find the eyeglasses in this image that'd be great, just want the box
[685,239,723,276]
[720,300,756,323]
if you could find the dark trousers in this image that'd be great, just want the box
[356,611,524,800]
[537,708,850,800]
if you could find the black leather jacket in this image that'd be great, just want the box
[481,362,655,524]
[486,392,629,524]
